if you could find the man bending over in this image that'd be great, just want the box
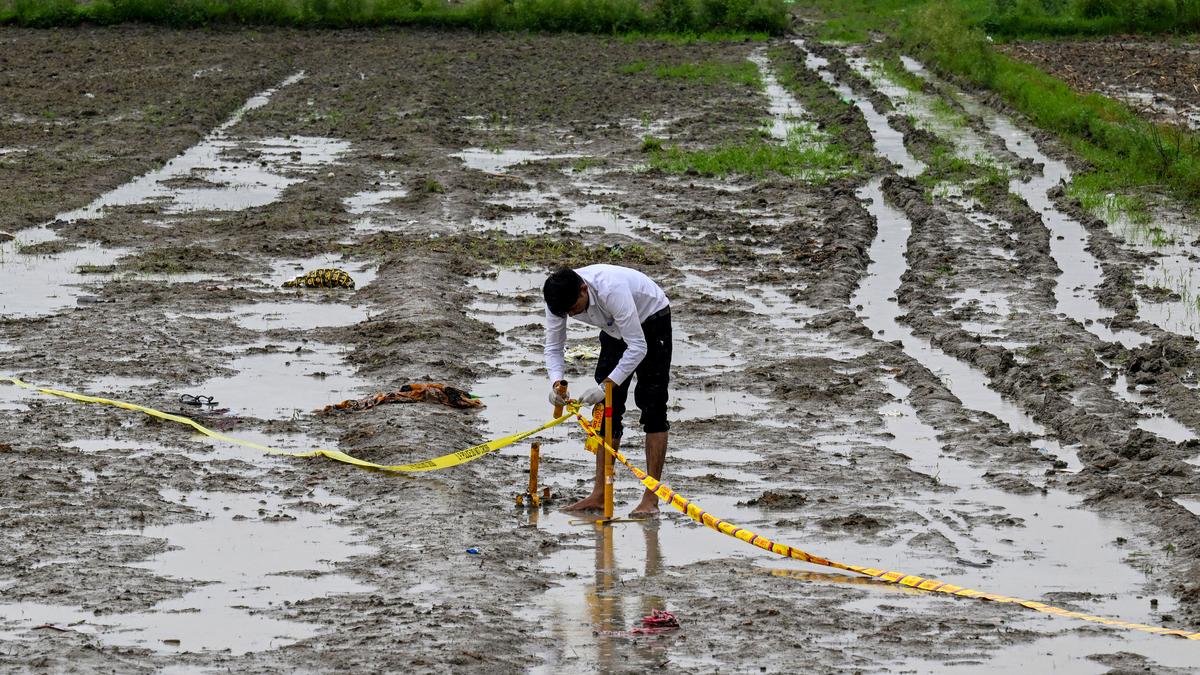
[543,264,672,517]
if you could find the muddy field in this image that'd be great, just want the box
[2,24,1200,673]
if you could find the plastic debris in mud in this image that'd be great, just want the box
[593,609,681,638]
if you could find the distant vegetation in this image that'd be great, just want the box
[801,0,1199,39]
[983,0,1200,36]
[0,0,789,34]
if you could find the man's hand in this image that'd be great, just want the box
[579,384,607,405]
[548,381,569,407]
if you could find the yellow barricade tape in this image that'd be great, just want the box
[572,412,1200,641]
[2,377,573,473]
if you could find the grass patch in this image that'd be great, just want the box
[76,263,117,274]
[1067,173,1153,225]
[648,137,860,181]
[641,135,665,152]
[15,240,70,255]
[983,0,1200,37]
[798,0,1200,40]
[878,55,925,93]
[358,231,669,269]
[624,58,761,86]
[653,60,761,86]
[799,0,977,43]
[918,138,1015,207]
[767,45,878,173]
[570,156,604,172]
[0,0,789,34]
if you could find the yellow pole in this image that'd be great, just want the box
[553,381,568,418]
[603,380,614,522]
[528,442,541,507]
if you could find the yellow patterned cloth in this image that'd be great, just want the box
[282,268,355,289]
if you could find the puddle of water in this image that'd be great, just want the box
[193,342,368,419]
[472,188,663,242]
[1108,369,1197,443]
[569,203,657,240]
[0,231,132,318]
[679,269,864,361]
[1175,497,1200,517]
[67,437,176,458]
[0,381,31,411]
[0,489,372,655]
[838,591,1198,674]
[848,56,990,161]
[796,40,923,177]
[1104,214,1200,338]
[749,48,812,143]
[189,428,335,463]
[451,148,580,174]
[529,485,792,670]
[58,74,348,220]
[0,73,349,321]
[949,93,1147,349]
[344,186,408,215]
[343,175,410,235]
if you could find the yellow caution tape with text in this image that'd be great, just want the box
[2,377,572,473]
[572,411,1200,641]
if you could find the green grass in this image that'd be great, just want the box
[799,0,985,43]
[878,55,925,93]
[653,60,762,86]
[622,58,761,85]
[983,0,1200,37]
[648,137,860,181]
[1067,173,1152,224]
[799,0,1200,39]
[0,0,789,34]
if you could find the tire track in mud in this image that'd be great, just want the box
[881,53,1200,495]
[802,40,1200,635]
[790,38,1200,663]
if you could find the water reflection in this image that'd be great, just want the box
[532,520,673,672]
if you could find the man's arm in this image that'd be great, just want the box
[543,308,568,384]
[604,286,647,386]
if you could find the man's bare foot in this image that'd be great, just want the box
[629,494,660,518]
[563,493,605,512]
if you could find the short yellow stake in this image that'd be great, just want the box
[528,442,541,507]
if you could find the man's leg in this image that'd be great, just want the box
[563,435,620,511]
[630,311,671,516]
[631,431,667,515]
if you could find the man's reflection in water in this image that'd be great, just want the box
[587,521,669,667]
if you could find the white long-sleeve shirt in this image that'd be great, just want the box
[544,264,669,386]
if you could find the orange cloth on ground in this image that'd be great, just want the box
[320,383,482,414]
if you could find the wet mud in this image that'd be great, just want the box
[0,25,1199,673]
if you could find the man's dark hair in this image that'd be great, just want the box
[544,268,584,317]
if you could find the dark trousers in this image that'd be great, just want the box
[595,308,671,440]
